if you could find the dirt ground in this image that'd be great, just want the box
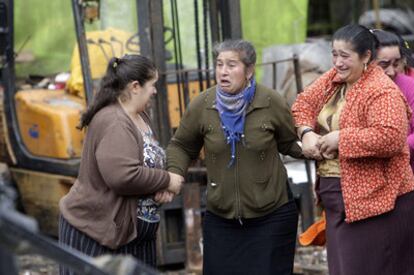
[15,246,328,275]
[17,254,58,275]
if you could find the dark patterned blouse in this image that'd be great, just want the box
[136,126,166,223]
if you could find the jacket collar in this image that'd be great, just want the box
[205,84,270,112]
[320,63,383,107]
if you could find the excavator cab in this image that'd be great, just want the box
[1,0,89,176]
[0,0,148,234]
[2,0,158,168]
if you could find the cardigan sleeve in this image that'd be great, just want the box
[95,123,170,195]
[339,89,409,158]
[291,69,336,128]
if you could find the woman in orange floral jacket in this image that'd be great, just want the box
[292,24,414,275]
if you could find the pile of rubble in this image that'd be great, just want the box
[294,246,328,275]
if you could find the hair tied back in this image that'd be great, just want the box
[113,57,121,69]
[113,60,118,68]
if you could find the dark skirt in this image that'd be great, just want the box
[202,199,298,275]
[317,177,414,275]
[58,215,158,275]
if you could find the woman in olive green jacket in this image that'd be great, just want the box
[167,39,302,275]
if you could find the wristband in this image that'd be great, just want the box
[300,128,313,141]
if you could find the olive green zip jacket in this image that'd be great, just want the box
[167,84,302,219]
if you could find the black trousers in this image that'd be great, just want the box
[203,200,298,275]
[58,215,158,275]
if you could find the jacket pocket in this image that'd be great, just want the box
[248,154,278,210]
[206,180,222,207]
[244,120,275,152]
[253,177,278,210]
[254,151,274,183]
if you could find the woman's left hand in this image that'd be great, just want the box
[154,190,175,204]
[318,130,340,157]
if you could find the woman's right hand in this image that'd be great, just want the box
[318,130,340,159]
[167,172,184,195]
[302,131,323,160]
[154,190,175,204]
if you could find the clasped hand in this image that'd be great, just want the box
[154,172,184,204]
[302,130,340,160]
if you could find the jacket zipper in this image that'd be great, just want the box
[235,143,243,225]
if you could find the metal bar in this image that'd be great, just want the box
[183,71,190,107]
[170,0,183,117]
[227,0,242,39]
[208,0,220,44]
[137,0,170,146]
[172,0,186,113]
[258,58,296,66]
[150,0,171,147]
[163,59,301,76]
[293,54,303,93]
[71,0,94,105]
[0,1,9,68]
[98,38,115,58]
[202,0,211,88]
[96,39,110,61]
[110,36,124,57]
[220,0,242,39]
[194,0,204,92]
[136,0,152,58]
[162,67,213,75]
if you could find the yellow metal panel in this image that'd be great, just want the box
[11,168,74,235]
[167,80,210,128]
[66,28,137,98]
[15,89,85,159]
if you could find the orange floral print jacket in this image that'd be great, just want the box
[292,64,414,223]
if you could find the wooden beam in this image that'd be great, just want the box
[183,182,203,272]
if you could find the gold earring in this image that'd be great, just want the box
[363,63,367,71]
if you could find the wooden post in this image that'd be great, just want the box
[372,0,382,29]
[183,182,203,273]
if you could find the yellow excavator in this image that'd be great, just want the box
[0,0,247,267]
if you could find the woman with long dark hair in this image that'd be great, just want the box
[59,54,183,274]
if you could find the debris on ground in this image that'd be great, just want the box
[294,246,328,275]
[17,254,58,275]
[16,246,328,275]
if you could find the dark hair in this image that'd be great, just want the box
[79,54,157,129]
[372,29,414,68]
[213,39,256,67]
[332,24,378,62]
